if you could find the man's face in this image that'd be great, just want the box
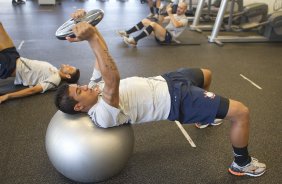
[68,84,100,112]
[60,64,77,76]
[177,3,187,15]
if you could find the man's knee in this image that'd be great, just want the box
[149,22,157,28]
[201,69,212,79]
[200,69,212,89]
[238,102,249,120]
[142,18,152,26]
[149,22,165,34]
[229,100,250,121]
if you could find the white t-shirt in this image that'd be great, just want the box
[165,14,188,39]
[14,57,61,93]
[88,76,171,128]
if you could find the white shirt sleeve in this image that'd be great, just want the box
[88,98,130,128]
[39,73,61,93]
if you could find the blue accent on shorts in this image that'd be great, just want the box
[0,47,19,79]
[155,31,172,44]
[162,68,221,124]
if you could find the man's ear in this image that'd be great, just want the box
[74,103,84,112]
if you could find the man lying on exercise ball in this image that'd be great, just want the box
[54,9,266,177]
[0,22,80,104]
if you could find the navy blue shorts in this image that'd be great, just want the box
[162,68,229,124]
[0,47,19,79]
[155,31,172,45]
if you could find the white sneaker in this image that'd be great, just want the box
[123,37,137,46]
[117,30,129,38]
[229,157,266,177]
[195,119,223,129]
[212,118,223,126]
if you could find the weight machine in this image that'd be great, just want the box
[208,0,282,45]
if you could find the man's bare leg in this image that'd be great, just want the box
[123,18,167,46]
[224,99,265,177]
[225,100,250,147]
[141,19,166,40]
[201,69,212,90]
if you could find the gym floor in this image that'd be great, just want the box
[0,0,282,183]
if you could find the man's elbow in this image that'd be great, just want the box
[31,87,43,94]
[110,74,120,84]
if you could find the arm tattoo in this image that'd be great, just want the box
[103,49,118,71]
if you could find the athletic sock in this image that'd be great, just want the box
[232,145,251,166]
[126,22,144,35]
[133,25,154,42]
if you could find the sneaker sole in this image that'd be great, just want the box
[117,31,128,38]
[228,168,266,177]
[195,119,223,129]
[123,38,137,47]
[211,122,223,126]
[195,123,209,129]
[212,119,223,126]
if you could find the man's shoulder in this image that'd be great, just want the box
[39,70,61,90]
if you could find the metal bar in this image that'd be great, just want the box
[209,0,229,42]
[190,0,206,29]
[207,35,269,42]
[226,0,236,31]
[207,0,212,16]
[189,0,193,12]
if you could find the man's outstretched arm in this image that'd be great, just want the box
[0,85,43,104]
[69,9,107,86]
[88,27,120,108]
[67,22,120,108]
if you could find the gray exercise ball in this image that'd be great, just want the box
[45,111,134,183]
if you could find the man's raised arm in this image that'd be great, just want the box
[67,22,120,108]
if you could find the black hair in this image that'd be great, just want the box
[54,83,80,114]
[64,69,80,83]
